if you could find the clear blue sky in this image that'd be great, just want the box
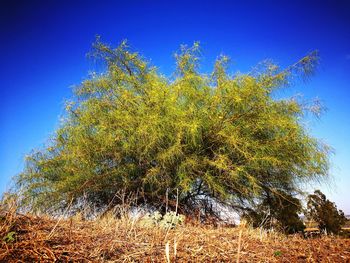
[1,0,349,212]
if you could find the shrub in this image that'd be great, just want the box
[16,38,330,220]
[140,211,185,229]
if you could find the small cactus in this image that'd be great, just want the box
[140,211,185,229]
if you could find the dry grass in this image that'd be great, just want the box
[1,202,350,262]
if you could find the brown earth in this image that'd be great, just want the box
[1,211,350,262]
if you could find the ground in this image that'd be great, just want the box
[1,209,350,263]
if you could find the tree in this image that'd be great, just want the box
[307,190,346,234]
[16,38,330,218]
[243,190,305,234]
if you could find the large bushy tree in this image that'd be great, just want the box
[16,38,330,218]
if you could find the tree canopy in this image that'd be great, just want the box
[307,190,346,234]
[16,38,330,218]
[243,190,305,234]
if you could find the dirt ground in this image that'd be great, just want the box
[1,212,350,262]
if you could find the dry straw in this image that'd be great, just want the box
[1,199,350,262]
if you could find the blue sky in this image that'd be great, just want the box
[1,0,349,212]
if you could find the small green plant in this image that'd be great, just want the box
[2,231,16,243]
[273,250,282,257]
[140,211,185,229]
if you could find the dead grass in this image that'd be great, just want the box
[1,203,350,262]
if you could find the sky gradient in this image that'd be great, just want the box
[1,0,349,212]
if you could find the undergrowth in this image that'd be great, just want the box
[1,196,349,262]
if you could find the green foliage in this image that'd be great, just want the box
[16,38,330,218]
[307,190,346,234]
[2,231,16,243]
[140,211,185,229]
[273,250,283,257]
[243,190,305,234]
